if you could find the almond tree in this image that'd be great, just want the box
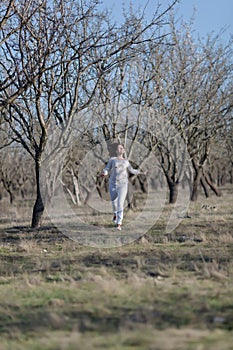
[1,0,178,227]
[0,0,15,32]
[0,0,42,110]
[122,15,233,203]
[170,27,233,200]
[0,147,34,203]
[219,120,233,185]
[142,17,233,201]
[104,40,191,204]
[226,130,233,184]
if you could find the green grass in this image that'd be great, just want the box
[0,186,233,349]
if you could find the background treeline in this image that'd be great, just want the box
[0,0,232,227]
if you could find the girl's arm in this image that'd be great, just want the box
[101,158,113,176]
[127,161,144,175]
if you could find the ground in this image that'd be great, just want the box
[0,185,232,350]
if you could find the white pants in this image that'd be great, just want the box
[109,181,128,225]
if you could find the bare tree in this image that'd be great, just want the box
[102,39,191,204]
[141,16,233,201]
[0,0,15,31]
[1,0,178,227]
[0,0,42,109]
[0,147,34,203]
[218,121,233,185]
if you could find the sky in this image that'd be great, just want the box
[100,0,233,43]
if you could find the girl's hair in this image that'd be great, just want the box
[107,142,126,157]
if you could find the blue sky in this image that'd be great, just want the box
[100,0,233,43]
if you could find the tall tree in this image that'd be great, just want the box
[142,17,233,201]
[1,0,178,227]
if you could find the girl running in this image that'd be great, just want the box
[101,144,145,230]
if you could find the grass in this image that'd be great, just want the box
[0,185,233,349]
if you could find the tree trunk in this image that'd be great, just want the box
[200,175,210,198]
[230,167,233,184]
[203,172,222,197]
[9,190,15,204]
[4,188,14,204]
[31,160,44,228]
[191,163,202,201]
[127,191,137,210]
[72,172,81,206]
[138,175,147,193]
[168,181,179,204]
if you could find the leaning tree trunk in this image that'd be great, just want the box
[200,174,210,198]
[203,172,222,197]
[31,160,44,228]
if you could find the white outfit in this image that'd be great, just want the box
[102,157,142,225]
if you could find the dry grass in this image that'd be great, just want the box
[0,185,232,349]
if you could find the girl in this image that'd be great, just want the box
[101,144,144,230]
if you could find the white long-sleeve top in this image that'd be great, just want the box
[102,157,142,184]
